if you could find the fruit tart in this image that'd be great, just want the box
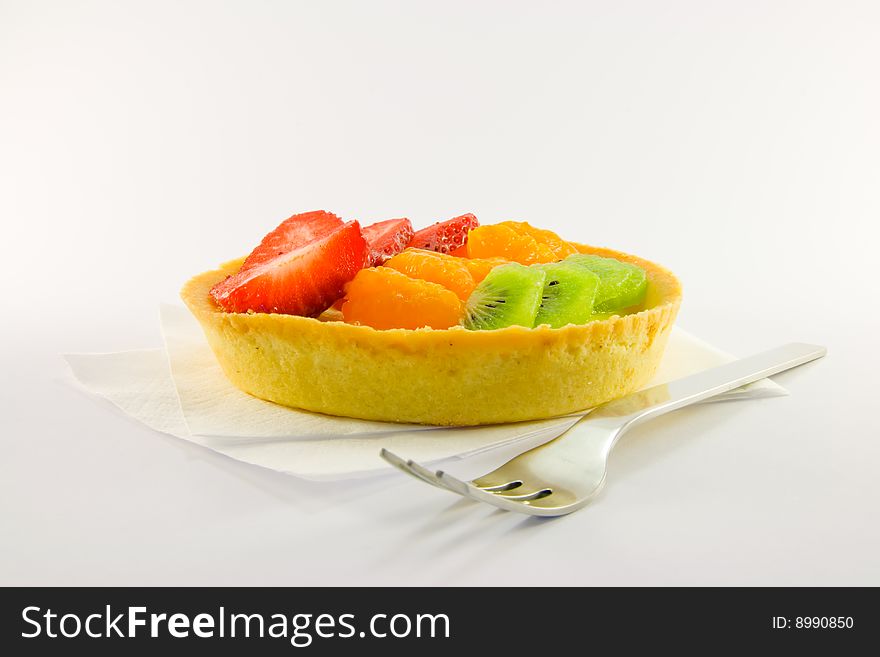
[181,211,681,425]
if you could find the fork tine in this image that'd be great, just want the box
[405,459,455,491]
[461,481,558,514]
[491,487,554,501]
[378,447,411,472]
[379,449,445,489]
[434,471,475,497]
[434,471,544,508]
[473,484,586,516]
[387,456,585,516]
[380,449,475,499]
[438,471,587,516]
[471,474,525,491]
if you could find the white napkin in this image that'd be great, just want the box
[64,305,786,480]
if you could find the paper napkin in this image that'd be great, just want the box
[64,305,786,479]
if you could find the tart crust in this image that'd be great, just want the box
[181,244,682,426]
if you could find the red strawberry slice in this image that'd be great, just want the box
[408,213,479,254]
[241,210,343,271]
[211,221,367,316]
[361,217,414,265]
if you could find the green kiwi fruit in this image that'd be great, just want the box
[463,263,546,330]
[532,262,600,328]
[565,254,648,315]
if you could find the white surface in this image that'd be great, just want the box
[65,310,786,479]
[1,0,878,585]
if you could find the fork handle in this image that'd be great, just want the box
[589,342,827,433]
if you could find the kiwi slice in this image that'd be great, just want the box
[463,263,546,330]
[533,262,600,328]
[565,254,648,315]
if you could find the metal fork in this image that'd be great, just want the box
[381,343,826,516]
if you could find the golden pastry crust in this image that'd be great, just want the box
[181,244,682,426]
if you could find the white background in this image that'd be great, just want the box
[1,1,878,585]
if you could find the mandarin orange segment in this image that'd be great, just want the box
[341,267,463,330]
[449,243,470,258]
[499,221,579,259]
[384,248,477,300]
[462,256,510,284]
[465,224,556,264]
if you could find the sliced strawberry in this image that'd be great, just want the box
[211,221,367,316]
[408,213,479,254]
[241,210,343,271]
[361,217,414,265]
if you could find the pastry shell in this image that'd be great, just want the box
[181,244,682,426]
